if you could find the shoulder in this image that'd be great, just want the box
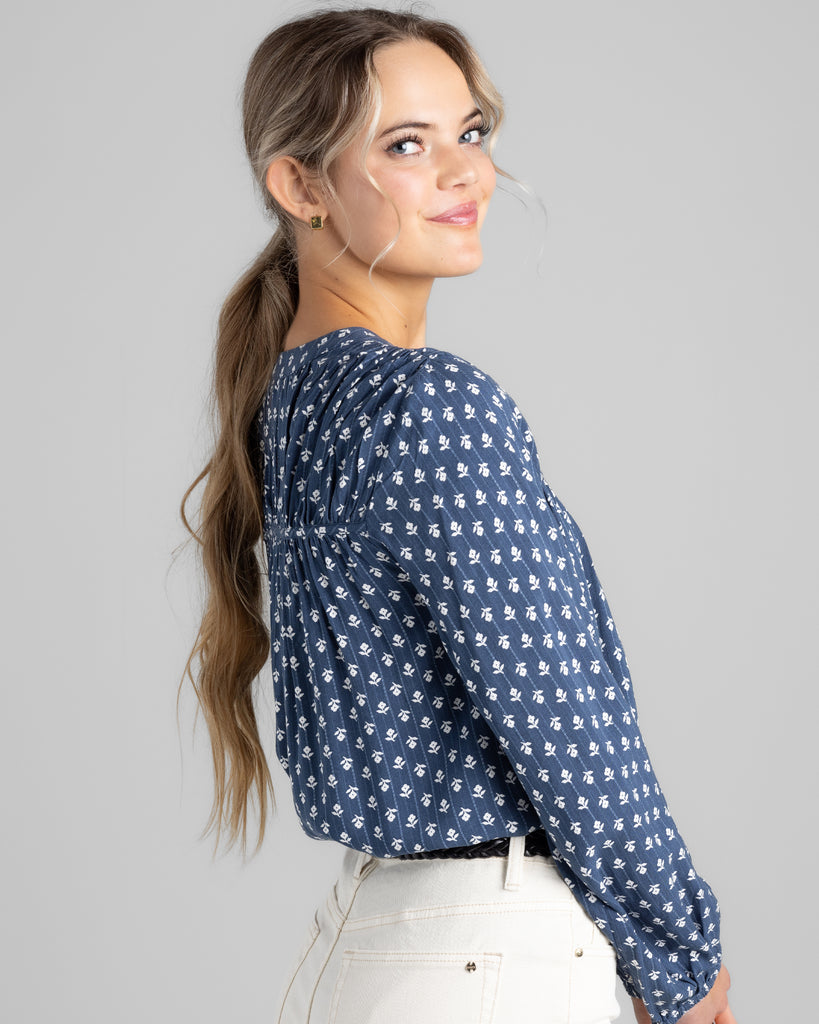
[277,328,538,461]
[399,345,536,449]
[375,345,543,490]
[273,327,527,431]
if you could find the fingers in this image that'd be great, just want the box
[711,966,734,1023]
[714,1005,737,1024]
[713,965,731,1011]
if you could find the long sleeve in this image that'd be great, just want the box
[370,349,722,1023]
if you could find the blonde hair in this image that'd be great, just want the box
[181,6,504,853]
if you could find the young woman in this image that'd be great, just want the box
[182,8,735,1023]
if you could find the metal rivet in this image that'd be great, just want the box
[465,961,477,972]
[574,948,584,957]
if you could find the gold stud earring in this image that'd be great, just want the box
[310,214,324,230]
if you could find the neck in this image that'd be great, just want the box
[283,263,433,351]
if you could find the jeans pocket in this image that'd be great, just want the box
[328,949,503,1024]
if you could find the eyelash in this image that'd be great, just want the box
[386,121,491,156]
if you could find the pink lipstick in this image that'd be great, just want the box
[428,201,478,225]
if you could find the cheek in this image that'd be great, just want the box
[481,156,497,198]
[331,177,396,245]
[369,169,427,222]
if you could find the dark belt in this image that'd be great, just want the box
[394,829,551,861]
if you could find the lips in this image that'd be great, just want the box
[428,201,478,225]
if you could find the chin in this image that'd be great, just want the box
[439,251,484,278]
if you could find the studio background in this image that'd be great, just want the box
[2,1,815,1021]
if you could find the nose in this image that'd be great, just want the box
[437,143,479,190]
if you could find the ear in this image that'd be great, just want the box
[265,157,327,227]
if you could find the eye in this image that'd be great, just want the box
[386,135,423,156]
[460,123,490,146]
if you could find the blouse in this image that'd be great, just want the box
[257,325,722,1022]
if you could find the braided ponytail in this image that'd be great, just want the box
[180,230,296,852]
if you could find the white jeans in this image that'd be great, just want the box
[275,837,620,1024]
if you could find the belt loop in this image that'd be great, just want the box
[352,849,374,880]
[503,835,525,891]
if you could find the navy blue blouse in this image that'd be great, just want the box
[258,326,722,1022]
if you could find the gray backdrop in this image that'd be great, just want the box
[2,1,816,1020]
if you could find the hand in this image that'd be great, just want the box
[631,965,734,1024]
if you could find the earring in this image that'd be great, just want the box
[310,214,324,230]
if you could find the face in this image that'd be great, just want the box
[323,39,497,284]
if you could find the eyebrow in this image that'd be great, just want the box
[377,107,483,140]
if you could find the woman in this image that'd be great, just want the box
[182,8,734,1023]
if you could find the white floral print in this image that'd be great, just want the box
[258,327,722,1022]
